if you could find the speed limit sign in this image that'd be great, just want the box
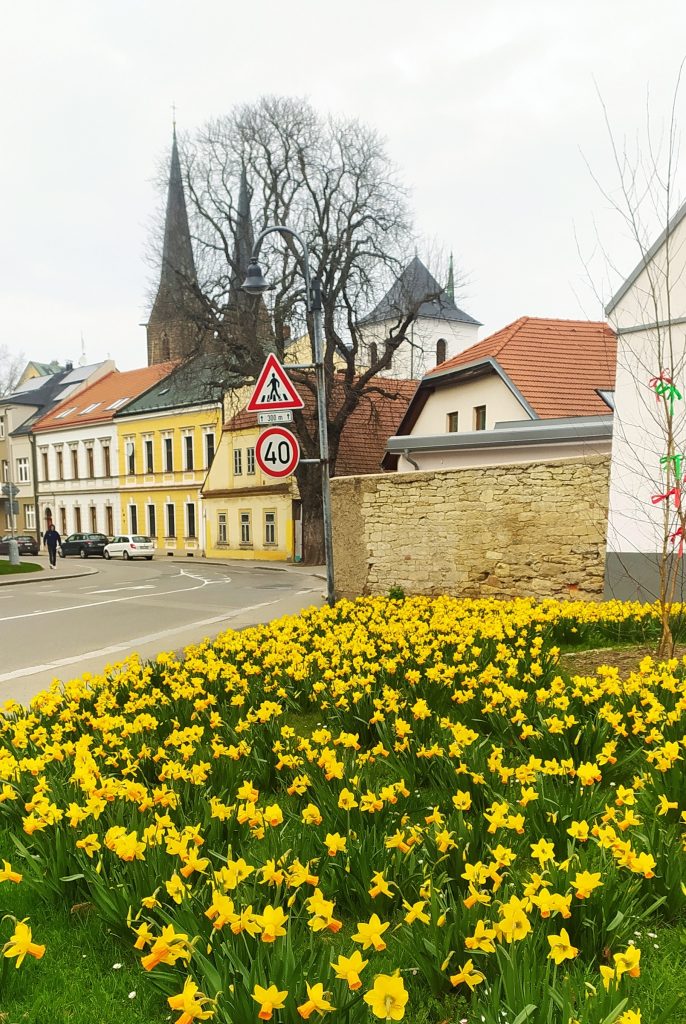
[255,426,300,478]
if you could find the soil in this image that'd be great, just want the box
[559,644,686,677]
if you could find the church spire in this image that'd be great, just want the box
[445,251,455,301]
[229,167,255,304]
[147,125,203,365]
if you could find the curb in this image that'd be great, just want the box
[0,564,99,586]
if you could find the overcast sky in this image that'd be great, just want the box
[1,0,686,370]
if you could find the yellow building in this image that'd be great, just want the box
[202,414,299,561]
[114,360,223,557]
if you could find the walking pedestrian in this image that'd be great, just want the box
[43,524,62,569]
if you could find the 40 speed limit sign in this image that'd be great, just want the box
[255,426,301,478]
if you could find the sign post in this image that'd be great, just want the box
[1,482,19,538]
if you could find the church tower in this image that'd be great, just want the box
[147,126,206,365]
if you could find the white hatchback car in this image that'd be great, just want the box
[104,534,155,561]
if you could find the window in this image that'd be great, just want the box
[16,458,29,483]
[89,507,97,533]
[1,460,7,482]
[55,407,77,419]
[436,338,447,365]
[447,412,459,433]
[25,504,35,530]
[145,439,154,474]
[264,511,276,545]
[86,447,95,478]
[41,451,49,481]
[79,402,101,415]
[369,342,378,365]
[102,444,111,477]
[240,511,252,545]
[186,503,196,539]
[56,450,64,480]
[105,505,114,536]
[129,504,138,533]
[147,504,156,538]
[234,449,243,475]
[246,447,255,475]
[474,405,487,431]
[74,506,82,532]
[205,432,215,469]
[217,511,227,545]
[106,397,129,411]
[71,448,79,479]
[166,503,176,538]
[59,508,67,534]
[126,440,135,475]
[184,434,194,471]
[164,437,173,472]
[0,416,4,439]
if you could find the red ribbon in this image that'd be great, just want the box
[652,485,682,508]
[670,526,684,557]
[649,370,673,388]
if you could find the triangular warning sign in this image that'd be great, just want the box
[246,354,305,412]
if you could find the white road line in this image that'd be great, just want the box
[0,576,218,623]
[0,599,281,684]
[89,585,156,594]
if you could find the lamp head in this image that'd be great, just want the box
[241,257,272,295]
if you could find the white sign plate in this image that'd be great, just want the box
[255,426,300,478]
[247,354,305,412]
[258,410,294,425]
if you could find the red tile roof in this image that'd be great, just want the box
[32,363,176,432]
[426,317,616,418]
[226,376,418,476]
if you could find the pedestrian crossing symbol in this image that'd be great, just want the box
[247,354,305,412]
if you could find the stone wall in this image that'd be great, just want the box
[331,455,610,600]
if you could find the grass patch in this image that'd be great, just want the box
[0,830,166,1023]
[0,561,41,576]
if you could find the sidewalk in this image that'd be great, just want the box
[0,554,326,586]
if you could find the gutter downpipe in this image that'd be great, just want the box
[403,448,420,471]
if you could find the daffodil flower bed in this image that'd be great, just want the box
[0,595,684,1024]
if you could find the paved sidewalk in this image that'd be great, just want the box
[0,556,97,586]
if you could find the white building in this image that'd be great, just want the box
[383,317,616,471]
[605,200,686,599]
[357,256,481,380]
[32,363,173,539]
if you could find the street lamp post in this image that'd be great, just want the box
[242,225,335,605]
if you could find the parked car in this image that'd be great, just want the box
[0,534,39,556]
[59,532,109,558]
[104,534,155,560]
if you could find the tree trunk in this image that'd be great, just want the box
[298,469,325,565]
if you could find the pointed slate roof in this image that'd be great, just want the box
[148,128,198,325]
[229,168,255,302]
[358,256,481,327]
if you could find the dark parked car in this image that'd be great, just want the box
[59,532,109,558]
[0,534,39,556]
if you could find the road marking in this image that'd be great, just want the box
[0,575,222,623]
[0,599,282,685]
[89,585,156,594]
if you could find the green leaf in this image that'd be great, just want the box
[607,910,624,930]
[512,1005,537,1024]
[59,872,85,882]
[599,998,628,1024]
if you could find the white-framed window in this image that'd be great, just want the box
[240,511,251,544]
[264,511,277,545]
[166,502,176,538]
[217,511,227,545]
[246,447,255,475]
[474,405,486,431]
[204,431,215,469]
[56,449,64,480]
[234,449,243,475]
[40,450,49,481]
[1,460,8,483]
[147,504,156,538]
[86,446,95,478]
[164,435,173,472]
[126,439,135,475]
[186,502,196,539]
[25,504,36,530]
[447,412,459,433]
[101,442,111,477]
[70,446,79,479]
[0,416,4,439]
[184,433,194,471]
[16,457,29,483]
[129,503,138,533]
[144,438,154,474]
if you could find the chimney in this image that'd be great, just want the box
[65,360,73,371]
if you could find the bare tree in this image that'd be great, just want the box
[0,346,24,398]
[589,68,686,655]
[157,97,451,562]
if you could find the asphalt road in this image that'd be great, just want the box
[0,555,324,704]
